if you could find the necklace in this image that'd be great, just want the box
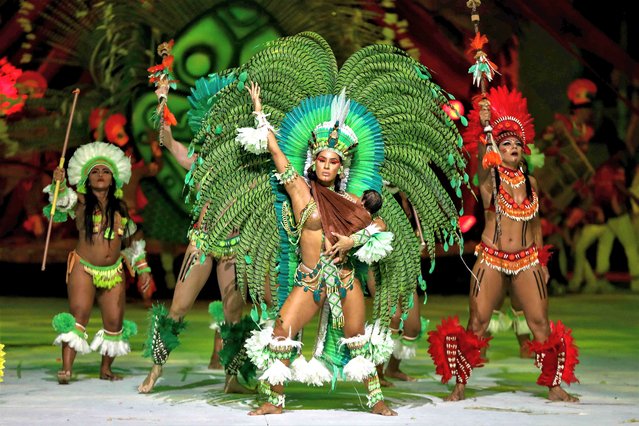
[498,165,525,188]
[497,186,538,221]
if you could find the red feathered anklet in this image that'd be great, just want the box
[427,316,491,384]
[527,320,579,387]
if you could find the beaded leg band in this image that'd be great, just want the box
[341,334,376,382]
[142,304,187,365]
[366,373,385,408]
[90,320,137,357]
[258,381,286,408]
[52,313,91,354]
[258,338,300,386]
[427,316,490,384]
[527,320,579,387]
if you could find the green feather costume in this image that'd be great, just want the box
[187,31,465,324]
[183,33,466,395]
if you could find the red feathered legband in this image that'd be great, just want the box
[527,320,579,387]
[427,317,491,384]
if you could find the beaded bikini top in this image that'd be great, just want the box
[92,210,132,240]
[497,167,538,221]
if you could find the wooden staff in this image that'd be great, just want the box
[41,88,80,271]
[155,41,173,147]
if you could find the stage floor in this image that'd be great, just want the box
[1,294,638,425]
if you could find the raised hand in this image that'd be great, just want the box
[53,167,65,182]
[247,81,262,112]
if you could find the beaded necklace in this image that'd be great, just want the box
[497,185,538,221]
[498,165,525,188]
[281,199,317,246]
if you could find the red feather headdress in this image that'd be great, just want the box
[463,86,535,155]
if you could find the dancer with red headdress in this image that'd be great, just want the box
[427,6,579,400]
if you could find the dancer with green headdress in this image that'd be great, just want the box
[180,32,467,415]
[46,141,148,383]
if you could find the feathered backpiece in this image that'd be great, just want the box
[186,32,467,329]
[464,86,535,155]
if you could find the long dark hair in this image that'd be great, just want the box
[83,179,128,242]
[306,166,343,192]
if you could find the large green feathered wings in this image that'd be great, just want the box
[186,32,466,328]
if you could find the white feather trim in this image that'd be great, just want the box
[354,231,394,264]
[43,184,78,214]
[367,321,394,365]
[259,359,292,386]
[392,339,417,360]
[291,356,332,386]
[53,331,91,355]
[290,355,309,382]
[67,141,131,186]
[89,330,131,357]
[343,355,375,382]
[303,357,333,386]
[121,239,146,264]
[245,325,274,370]
[235,126,269,154]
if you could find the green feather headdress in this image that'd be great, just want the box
[67,141,131,198]
[308,88,358,167]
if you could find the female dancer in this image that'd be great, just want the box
[243,82,396,415]
[176,32,467,416]
[428,87,579,402]
[47,141,149,383]
[138,73,255,395]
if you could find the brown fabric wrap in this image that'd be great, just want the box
[311,180,371,245]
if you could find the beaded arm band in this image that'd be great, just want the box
[274,162,299,185]
[350,224,380,247]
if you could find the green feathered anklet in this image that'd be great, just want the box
[142,304,187,365]
[208,300,225,332]
[219,315,259,383]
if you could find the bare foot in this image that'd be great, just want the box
[138,364,162,393]
[57,370,71,385]
[444,383,465,401]
[209,359,222,370]
[100,369,123,381]
[371,400,397,416]
[248,402,282,415]
[384,368,416,382]
[224,375,256,394]
[379,377,395,387]
[548,386,579,402]
[519,345,534,359]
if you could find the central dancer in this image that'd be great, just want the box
[179,32,467,416]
